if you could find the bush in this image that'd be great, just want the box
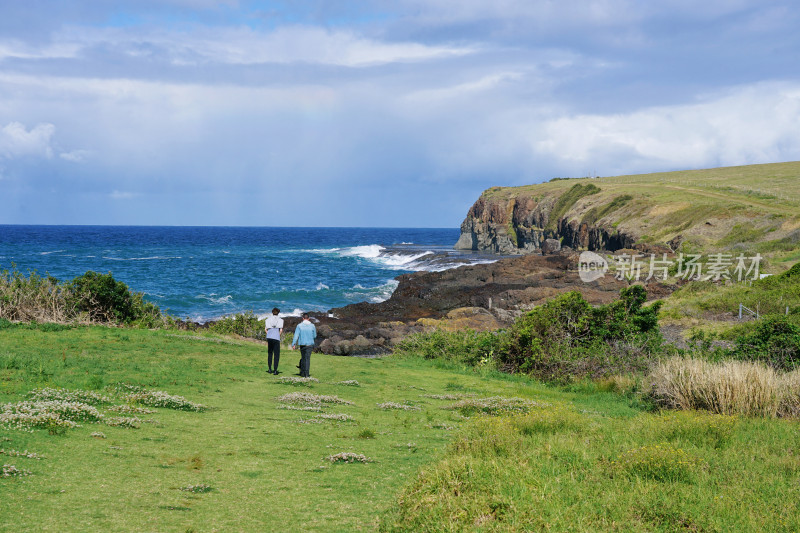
[206,311,264,338]
[395,329,502,367]
[497,286,663,379]
[68,271,160,325]
[733,315,800,370]
[1,267,162,327]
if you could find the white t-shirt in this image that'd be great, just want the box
[265,315,284,340]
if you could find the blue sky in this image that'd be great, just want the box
[1,0,799,227]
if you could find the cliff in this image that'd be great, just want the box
[455,161,800,256]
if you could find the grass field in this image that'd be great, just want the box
[2,327,800,532]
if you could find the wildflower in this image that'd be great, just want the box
[107,405,156,415]
[276,404,322,412]
[377,402,420,411]
[276,392,353,406]
[0,449,44,460]
[125,390,206,412]
[334,380,360,387]
[2,464,32,477]
[325,452,373,464]
[278,376,319,386]
[104,417,141,429]
[28,387,111,406]
[315,413,354,422]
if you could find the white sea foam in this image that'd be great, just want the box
[344,280,399,303]
[39,250,65,255]
[338,244,385,259]
[315,283,330,290]
[102,256,182,261]
[196,294,233,305]
[379,251,434,269]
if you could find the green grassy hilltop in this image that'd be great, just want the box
[474,161,800,263]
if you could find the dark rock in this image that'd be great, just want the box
[291,253,674,357]
[541,238,561,255]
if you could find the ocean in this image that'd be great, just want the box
[0,226,496,322]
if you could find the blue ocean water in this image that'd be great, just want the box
[0,226,490,322]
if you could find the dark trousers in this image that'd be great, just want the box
[299,345,313,377]
[267,339,281,371]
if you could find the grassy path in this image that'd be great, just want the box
[0,327,551,532]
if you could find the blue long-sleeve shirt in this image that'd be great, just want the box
[292,320,317,347]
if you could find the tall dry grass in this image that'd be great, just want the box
[648,356,800,418]
[0,269,78,323]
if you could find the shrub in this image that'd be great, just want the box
[733,315,800,370]
[395,329,502,367]
[206,311,264,338]
[68,271,160,325]
[497,286,663,379]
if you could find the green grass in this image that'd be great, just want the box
[0,327,560,532]
[380,408,800,532]
[2,327,800,531]
[659,263,800,336]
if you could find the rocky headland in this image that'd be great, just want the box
[287,162,800,355]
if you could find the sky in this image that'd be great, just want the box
[1,0,799,227]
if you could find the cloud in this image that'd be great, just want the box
[59,149,91,163]
[0,122,56,159]
[1,1,799,226]
[6,24,474,68]
[534,82,800,175]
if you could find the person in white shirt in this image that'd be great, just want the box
[264,308,284,374]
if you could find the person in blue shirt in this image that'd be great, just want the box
[291,313,317,378]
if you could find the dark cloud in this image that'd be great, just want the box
[1,1,799,226]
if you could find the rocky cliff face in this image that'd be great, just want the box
[455,183,638,254]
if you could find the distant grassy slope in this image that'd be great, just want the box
[481,161,800,262]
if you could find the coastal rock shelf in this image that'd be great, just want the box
[301,253,672,356]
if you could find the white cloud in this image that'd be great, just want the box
[0,37,82,61]
[405,71,525,103]
[59,149,91,162]
[0,122,56,159]
[534,82,800,174]
[42,24,474,67]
